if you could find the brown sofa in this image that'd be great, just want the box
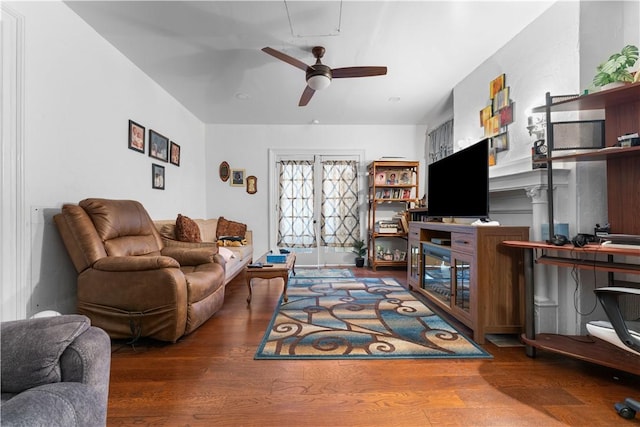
[153,217,253,285]
[54,198,226,343]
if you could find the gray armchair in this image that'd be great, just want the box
[1,314,111,426]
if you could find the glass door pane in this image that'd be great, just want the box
[454,256,471,313]
[421,243,451,306]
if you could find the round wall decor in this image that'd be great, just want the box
[219,161,230,182]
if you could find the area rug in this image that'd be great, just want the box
[293,268,354,278]
[255,277,491,359]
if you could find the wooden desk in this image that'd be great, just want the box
[502,240,640,375]
[245,253,296,305]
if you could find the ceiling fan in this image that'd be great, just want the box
[262,46,387,106]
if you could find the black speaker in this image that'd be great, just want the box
[549,234,569,246]
[572,233,596,248]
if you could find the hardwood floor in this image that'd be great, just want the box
[107,268,640,426]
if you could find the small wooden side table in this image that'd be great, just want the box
[245,253,296,305]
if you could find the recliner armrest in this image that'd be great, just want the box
[93,255,179,271]
[161,247,217,266]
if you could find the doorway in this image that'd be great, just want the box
[269,149,364,267]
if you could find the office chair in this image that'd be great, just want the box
[586,287,640,420]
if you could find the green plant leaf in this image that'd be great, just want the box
[621,44,639,66]
[593,45,639,86]
[601,55,628,74]
[593,72,613,86]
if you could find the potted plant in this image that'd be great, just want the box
[351,239,367,268]
[592,44,639,90]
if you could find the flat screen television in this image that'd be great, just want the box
[427,138,490,219]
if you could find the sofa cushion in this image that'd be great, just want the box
[227,245,252,262]
[196,218,218,243]
[1,315,90,393]
[216,217,247,239]
[176,214,201,243]
[157,223,176,240]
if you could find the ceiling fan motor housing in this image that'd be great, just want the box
[306,64,332,90]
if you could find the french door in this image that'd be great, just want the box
[269,150,364,267]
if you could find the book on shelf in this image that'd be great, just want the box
[376,227,398,234]
[398,212,409,232]
[375,220,399,233]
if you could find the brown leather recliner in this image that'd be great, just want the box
[54,198,226,343]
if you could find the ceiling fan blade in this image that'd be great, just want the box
[262,47,309,72]
[299,86,315,107]
[332,66,388,79]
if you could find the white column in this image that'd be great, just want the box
[524,184,559,333]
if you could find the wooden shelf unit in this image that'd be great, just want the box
[503,240,640,374]
[535,82,640,236]
[509,82,640,373]
[367,160,419,271]
[408,222,529,344]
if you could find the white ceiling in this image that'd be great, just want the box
[65,1,555,125]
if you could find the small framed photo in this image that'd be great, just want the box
[386,171,398,185]
[149,129,169,162]
[230,169,245,187]
[170,142,180,166]
[128,120,145,153]
[246,175,257,194]
[152,163,165,190]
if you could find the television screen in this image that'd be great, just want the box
[427,138,490,219]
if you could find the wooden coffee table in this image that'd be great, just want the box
[245,253,296,305]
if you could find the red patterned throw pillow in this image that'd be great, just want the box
[216,217,247,239]
[175,214,201,243]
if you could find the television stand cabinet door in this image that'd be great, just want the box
[409,222,529,344]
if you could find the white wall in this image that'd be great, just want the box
[454,1,581,173]
[205,124,426,256]
[2,2,207,320]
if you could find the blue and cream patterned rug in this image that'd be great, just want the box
[255,277,491,359]
[293,268,355,278]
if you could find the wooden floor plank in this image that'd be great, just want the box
[106,267,640,426]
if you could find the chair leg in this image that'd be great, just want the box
[615,398,640,420]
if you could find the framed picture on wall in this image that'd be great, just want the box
[128,120,145,153]
[230,169,245,187]
[149,129,169,162]
[152,163,165,190]
[246,175,257,194]
[170,142,180,166]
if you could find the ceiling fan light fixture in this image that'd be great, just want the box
[307,74,331,91]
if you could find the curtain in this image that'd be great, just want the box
[321,160,360,247]
[278,160,315,248]
[428,119,454,164]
